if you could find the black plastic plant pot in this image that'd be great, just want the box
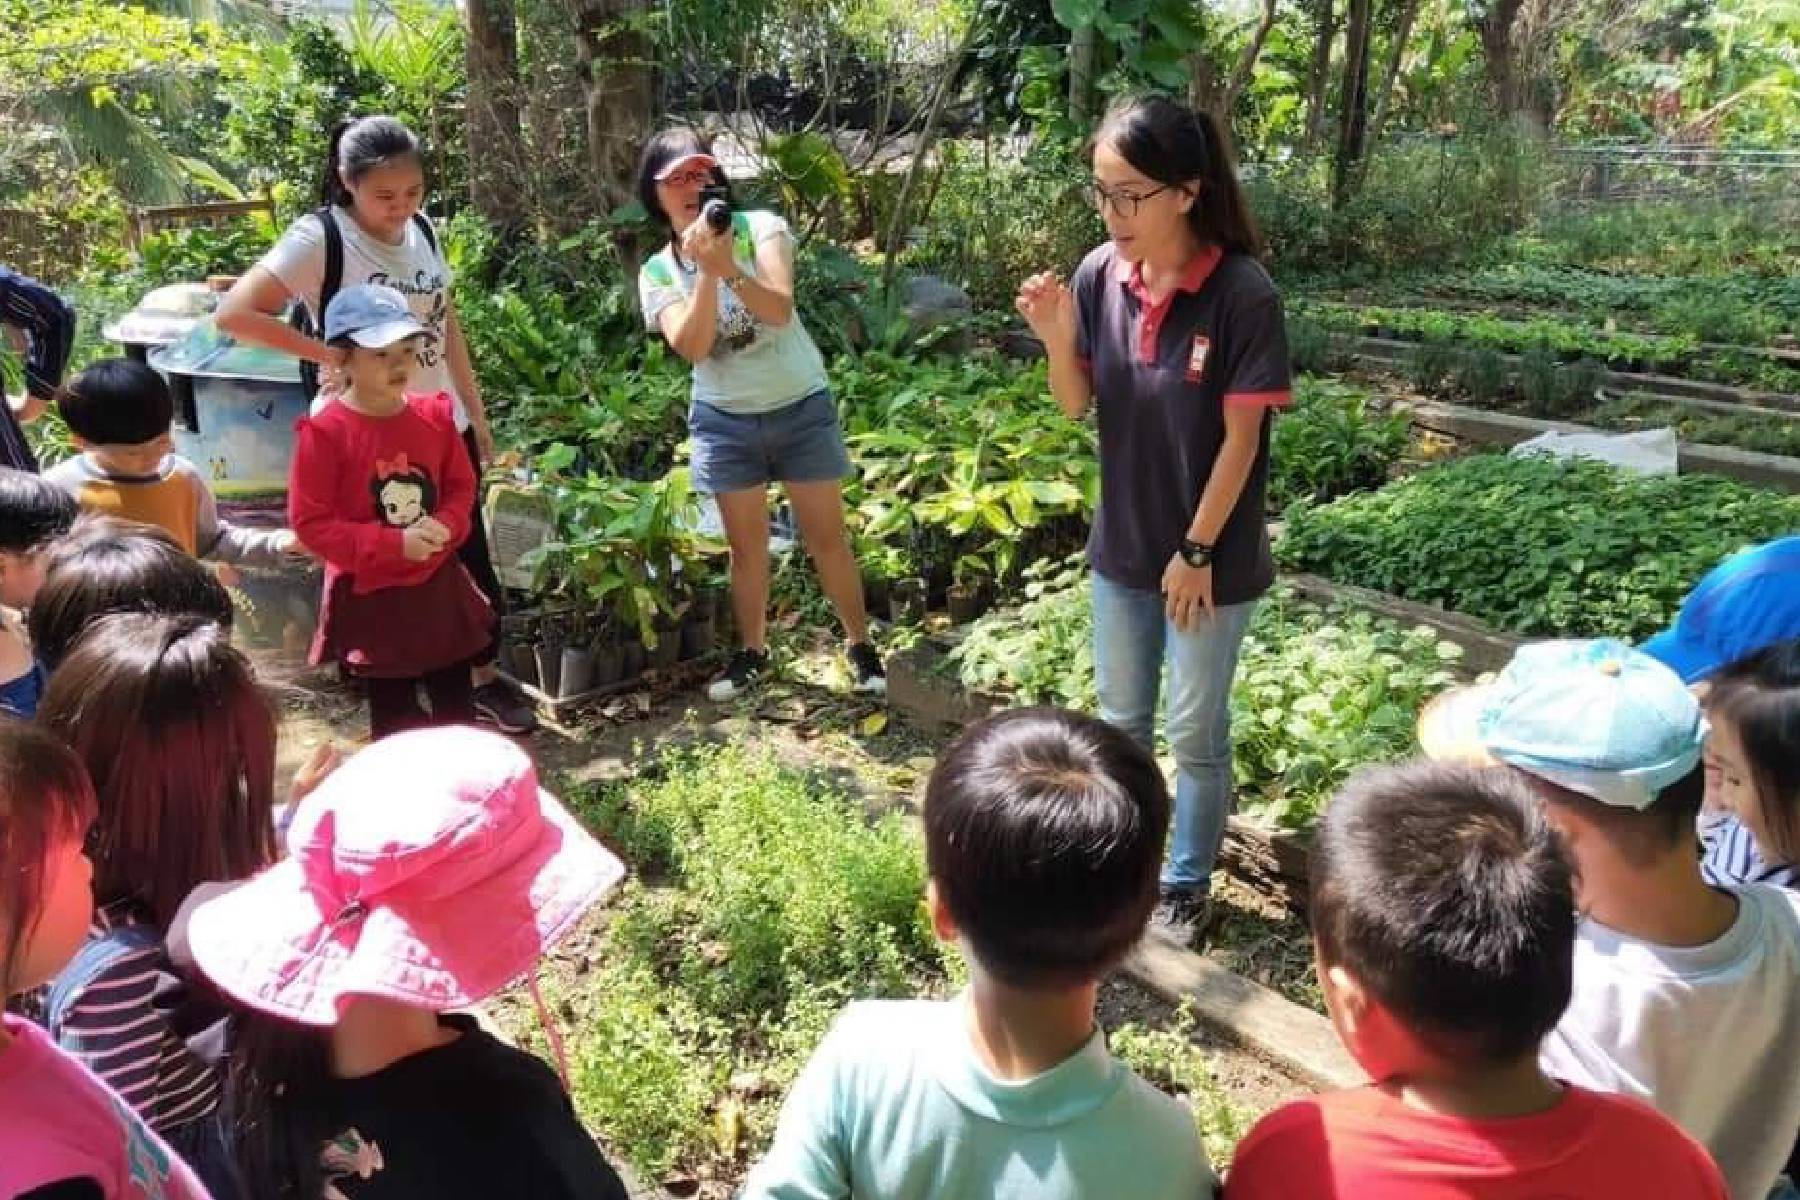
[621,638,647,680]
[693,587,723,624]
[558,646,595,699]
[534,642,564,697]
[591,641,624,687]
[511,643,540,689]
[947,583,986,625]
[864,575,890,616]
[648,632,681,670]
[891,577,927,625]
[680,617,716,660]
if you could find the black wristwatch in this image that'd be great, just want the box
[1179,538,1215,568]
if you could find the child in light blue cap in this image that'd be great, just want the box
[1420,638,1800,1200]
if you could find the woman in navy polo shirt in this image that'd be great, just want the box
[1017,96,1290,944]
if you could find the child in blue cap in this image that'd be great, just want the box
[1641,536,1800,890]
[288,284,494,740]
[1421,639,1800,1200]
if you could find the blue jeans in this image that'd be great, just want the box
[1092,572,1256,891]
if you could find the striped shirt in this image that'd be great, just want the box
[47,900,223,1136]
[1699,810,1799,889]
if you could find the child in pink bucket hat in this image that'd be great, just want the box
[185,726,629,1200]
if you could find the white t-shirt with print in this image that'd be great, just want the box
[1540,883,1800,1200]
[638,209,829,416]
[260,210,467,430]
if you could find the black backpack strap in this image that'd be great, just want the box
[316,205,345,326]
[292,206,344,402]
[412,210,439,256]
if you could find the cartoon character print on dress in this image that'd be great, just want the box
[321,1128,385,1200]
[369,452,437,529]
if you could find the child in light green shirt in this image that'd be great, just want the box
[741,708,1216,1200]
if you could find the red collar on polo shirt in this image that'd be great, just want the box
[1114,243,1223,365]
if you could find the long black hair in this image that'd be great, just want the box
[635,127,739,240]
[1094,95,1264,258]
[1708,639,1800,864]
[225,1008,335,1200]
[319,115,423,209]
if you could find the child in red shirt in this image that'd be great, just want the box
[289,284,492,738]
[1225,762,1727,1200]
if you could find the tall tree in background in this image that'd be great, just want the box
[1188,0,1281,117]
[1467,0,1524,118]
[574,0,653,217]
[1332,0,1373,205]
[1303,0,1339,151]
[1367,0,1424,145]
[466,0,526,236]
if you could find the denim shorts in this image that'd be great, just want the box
[688,388,852,495]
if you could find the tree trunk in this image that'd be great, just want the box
[1069,22,1095,127]
[1469,0,1524,118]
[879,10,983,293]
[1367,0,1424,147]
[574,0,653,222]
[465,0,525,239]
[1303,0,1338,152]
[1332,0,1373,208]
[1220,0,1281,117]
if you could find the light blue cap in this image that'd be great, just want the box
[1420,638,1706,811]
[323,283,431,349]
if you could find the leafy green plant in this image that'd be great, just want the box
[1589,395,1800,458]
[1406,337,1461,394]
[906,138,1102,313]
[524,466,716,644]
[1277,454,1800,640]
[1112,1003,1253,1167]
[1293,298,1800,392]
[563,742,949,1180]
[1230,591,1462,829]
[953,578,1464,830]
[1515,345,1563,418]
[1286,314,1335,375]
[579,742,940,1020]
[1453,346,1508,403]
[1269,378,1410,511]
[949,555,1094,709]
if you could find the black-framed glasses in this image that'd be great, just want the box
[1084,181,1174,218]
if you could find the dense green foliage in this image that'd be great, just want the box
[951,578,1464,830]
[1277,454,1800,639]
[566,742,945,1179]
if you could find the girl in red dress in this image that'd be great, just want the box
[289,283,494,738]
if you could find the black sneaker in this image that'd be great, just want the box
[473,680,539,734]
[1149,886,1214,948]
[847,642,887,696]
[707,648,770,702]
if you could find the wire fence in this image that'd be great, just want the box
[1546,142,1800,208]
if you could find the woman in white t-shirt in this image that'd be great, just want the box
[636,129,884,702]
[217,115,536,734]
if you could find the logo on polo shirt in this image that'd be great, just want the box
[1186,335,1211,383]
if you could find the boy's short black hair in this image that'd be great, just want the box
[1527,764,1705,869]
[924,707,1168,989]
[59,358,174,446]
[0,467,78,553]
[1311,762,1576,1065]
